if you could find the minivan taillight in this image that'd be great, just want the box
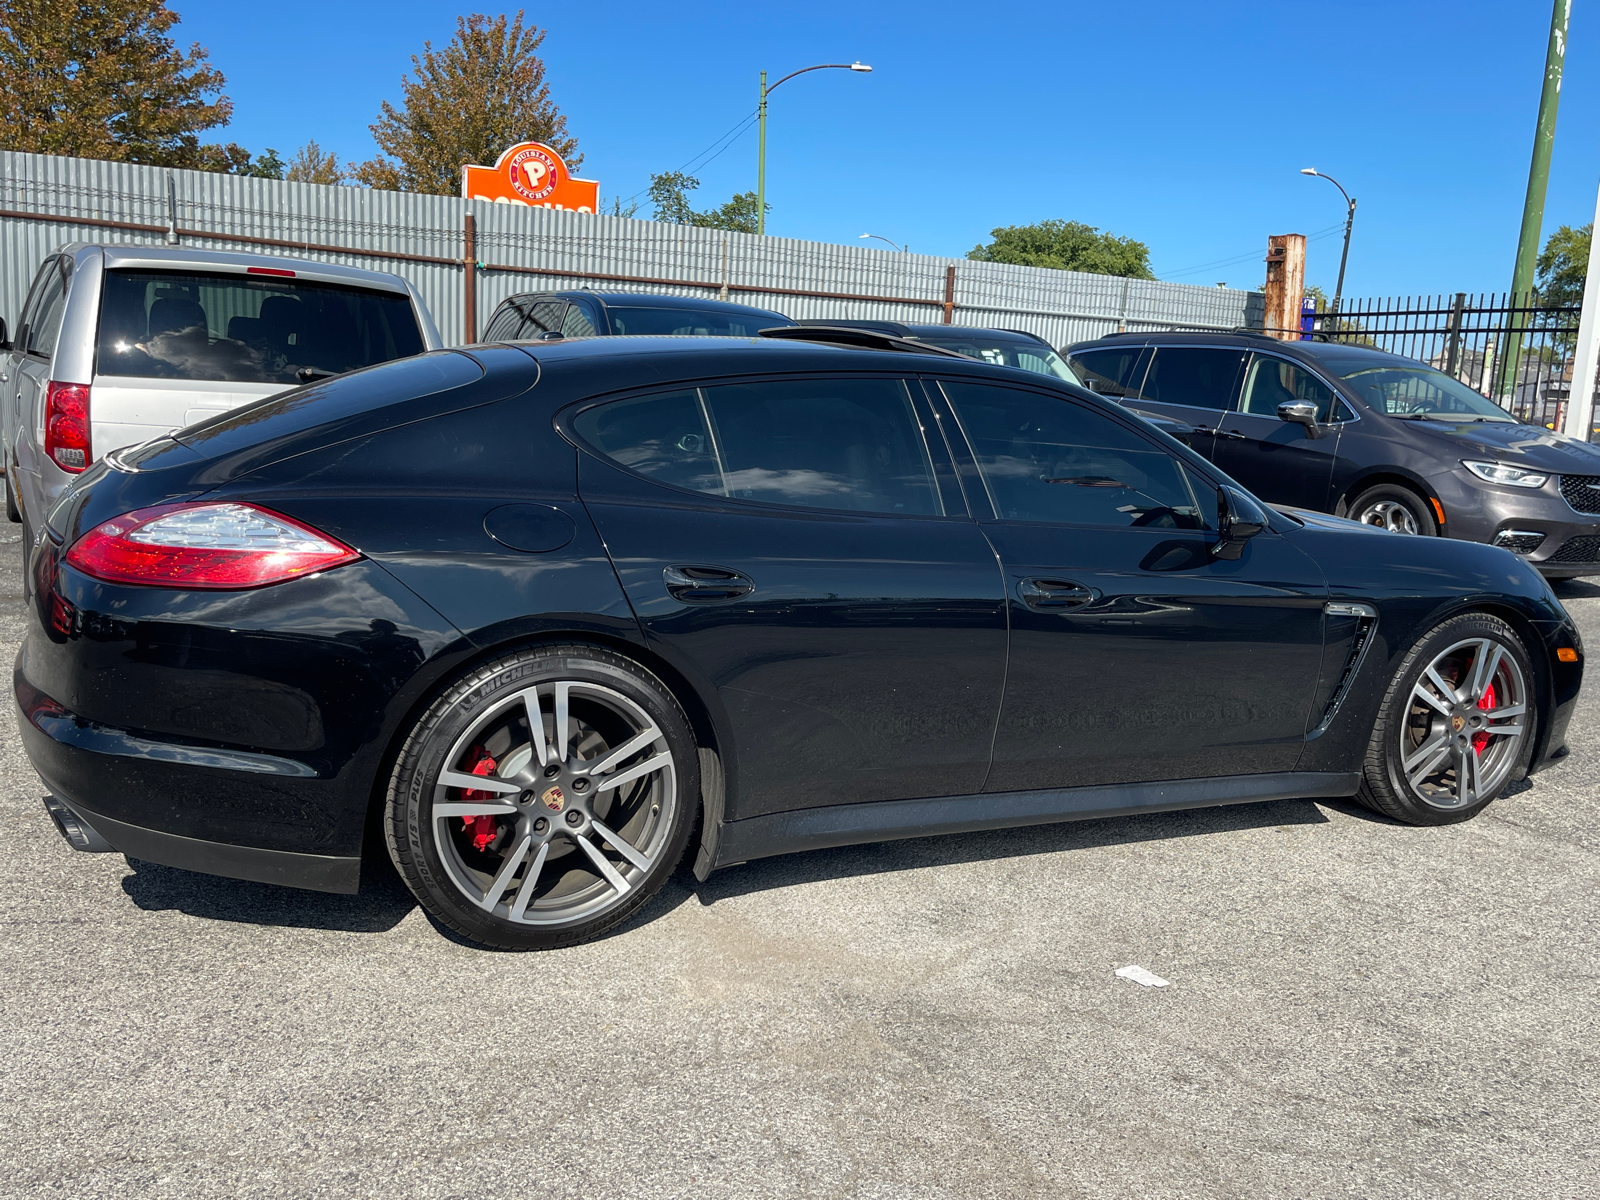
[64,502,359,590]
[45,382,91,472]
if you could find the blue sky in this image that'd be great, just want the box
[179,0,1600,299]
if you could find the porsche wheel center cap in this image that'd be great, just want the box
[540,785,566,812]
[1451,714,1465,733]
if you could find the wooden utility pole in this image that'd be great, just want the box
[1262,234,1306,340]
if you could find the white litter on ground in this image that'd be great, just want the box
[1114,964,1170,987]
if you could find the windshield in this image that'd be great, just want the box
[605,306,787,336]
[1324,357,1516,422]
[917,335,1076,381]
[96,269,425,385]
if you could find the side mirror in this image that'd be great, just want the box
[1213,485,1268,560]
[1277,400,1323,438]
[0,317,8,350]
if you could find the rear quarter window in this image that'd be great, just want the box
[173,350,485,455]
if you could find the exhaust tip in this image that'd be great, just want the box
[42,795,114,853]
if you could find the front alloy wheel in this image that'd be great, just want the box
[1357,613,1535,824]
[387,646,697,949]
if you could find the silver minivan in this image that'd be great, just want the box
[0,244,442,539]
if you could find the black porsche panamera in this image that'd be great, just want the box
[18,332,1584,949]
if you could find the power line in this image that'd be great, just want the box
[624,111,760,205]
[1157,222,1345,280]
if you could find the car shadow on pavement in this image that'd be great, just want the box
[692,795,1336,907]
[120,855,417,933]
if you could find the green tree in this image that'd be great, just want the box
[354,11,578,195]
[286,140,344,185]
[647,171,765,234]
[0,0,286,175]
[1536,222,1589,310]
[968,219,1153,278]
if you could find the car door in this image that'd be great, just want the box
[930,376,1329,793]
[573,373,1008,820]
[1208,352,1345,510]
[1125,344,1250,461]
[3,256,58,472]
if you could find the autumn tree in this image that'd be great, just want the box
[354,11,578,195]
[968,219,1154,279]
[0,0,273,173]
[286,140,345,185]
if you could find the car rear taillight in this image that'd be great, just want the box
[64,502,359,590]
[45,382,91,472]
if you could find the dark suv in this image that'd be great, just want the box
[798,320,1077,381]
[1065,331,1600,578]
[481,290,792,340]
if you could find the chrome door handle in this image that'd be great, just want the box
[1216,428,1248,440]
[1019,578,1098,611]
[663,564,754,604]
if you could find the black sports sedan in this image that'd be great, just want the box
[481,290,793,340]
[19,334,1584,949]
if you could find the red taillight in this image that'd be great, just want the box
[64,502,359,590]
[45,382,91,472]
[247,266,295,278]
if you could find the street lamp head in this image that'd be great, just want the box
[850,62,873,72]
[1300,168,1319,176]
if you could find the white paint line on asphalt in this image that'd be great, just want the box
[1115,964,1170,987]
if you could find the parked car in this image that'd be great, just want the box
[798,319,1077,381]
[1063,331,1600,578]
[0,244,442,545]
[481,290,792,340]
[22,330,1582,949]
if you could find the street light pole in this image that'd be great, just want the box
[1301,168,1356,314]
[859,233,907,252]
[757,62,872,237]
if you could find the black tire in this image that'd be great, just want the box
[1347,483,1437,536]
[386,643,699,950]
[1356,612,1536,825]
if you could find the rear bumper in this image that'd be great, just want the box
[40,788,360,893]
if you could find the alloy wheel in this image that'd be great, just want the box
[1357,499,1420,535]
[430,680,677,926]
[1399,637,1527,810]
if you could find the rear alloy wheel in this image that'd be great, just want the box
[1349,484,1436,536]
[1356,613,1535,824]
[386,645,698,949]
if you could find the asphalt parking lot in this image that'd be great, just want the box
[1,520,1596,1200]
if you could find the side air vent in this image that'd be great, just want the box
[1314,602,1379,735]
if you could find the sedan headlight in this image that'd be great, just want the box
[1463,460,1550,489]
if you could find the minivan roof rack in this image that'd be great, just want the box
[759,325,973,359]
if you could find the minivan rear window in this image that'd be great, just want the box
[96,269,425,385]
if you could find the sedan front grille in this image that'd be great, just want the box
[1546,535,1600,565]
[1559,474,1600,515]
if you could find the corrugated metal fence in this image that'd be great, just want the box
[0,150,1263,348]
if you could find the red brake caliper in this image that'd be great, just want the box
[460,748,501,851]
[1472,683,1496,755]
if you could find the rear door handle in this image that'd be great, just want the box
[1216,428,1248,440]
[1019,578,1098,611]
[664,564,754,604]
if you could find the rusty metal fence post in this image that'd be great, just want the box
[943,265,956,324]
[463,213,478,343]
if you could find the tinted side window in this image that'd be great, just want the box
[28,262,69,359]
[1241,355,1338,420]
[522,300,567,336]
[1139,347,1244,410]
[1068,347,1150,398]
[941,379,1207,529]
[14,256,58,348]
[575,378,943,516]
[561,304,598,337]
[483,304,526,341]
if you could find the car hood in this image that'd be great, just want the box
[1275,506,1391,534]
[1406,418,1600,472]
